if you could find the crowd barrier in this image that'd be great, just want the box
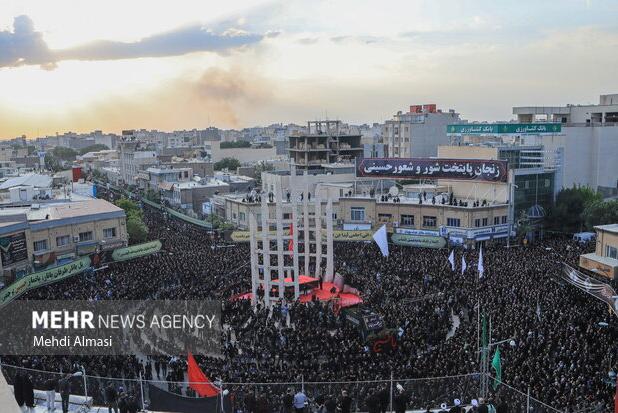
[0,363,563,412]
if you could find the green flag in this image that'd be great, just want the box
[491,346,502,390]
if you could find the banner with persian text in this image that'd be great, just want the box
[111,240,162,262]
[0,256,91,308]
[447,123,561,135]
[356,158,508,182]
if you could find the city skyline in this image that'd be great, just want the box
[1,0,617,138]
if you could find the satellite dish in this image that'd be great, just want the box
[388,186,399,196]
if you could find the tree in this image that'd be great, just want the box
[220,141,251,149]
[546,186,602,233]
[115,198,142,219]
[52,146,78,161]
[44,153,61,172]
[516,210,534,242]
[583,200,618,230]
[214,157,241,171]
[115,198,148,243]
[126,216,149,243]
[144,189,161,203]
[79,144,109,155]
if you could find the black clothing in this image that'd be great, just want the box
[282,393,294,413]
[337,395,352,413]
[13,373,25,406]
[325,396,337,413]
[393,393,408,413]
[22,375,35,408]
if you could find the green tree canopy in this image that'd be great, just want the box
[79,144,109,155]
[115,198,143,220]
[52,146,78,161]
[220,141,251,149]
[214,157,241,171]
[546,186,602,233]
[126,216,149,243]
[115,198,148,243]
[583,199,618,230]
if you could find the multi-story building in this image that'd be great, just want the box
[513,94,618,197]
[383,104,460,158]
[171,179,230,214]
[288,120,363,170]
[0,199,127,283]
[118,138,158,186]
[338,191,509,247]
[438,144,557,220]
[579,223,618,280]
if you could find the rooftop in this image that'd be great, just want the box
[0,174,53,190]
[595,223,618,234]
[0,199,124,223]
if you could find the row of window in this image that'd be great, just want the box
[33,228,117,252]
[352,207,508,229]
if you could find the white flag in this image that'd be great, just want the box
[448,250,455,271]
[477,246,485,278]
[461,256,467,275]
[372,224,389,257]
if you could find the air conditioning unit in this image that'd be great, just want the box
[73,236,80,243]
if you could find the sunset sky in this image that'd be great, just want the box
[1,0,617,138]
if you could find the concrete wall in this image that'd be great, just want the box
[210,141,279,163]
[542,126,618,195]
[437,146,509,204]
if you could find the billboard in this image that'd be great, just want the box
[356,158,508,182]
[391,233,447,249]
[0,232,28,266]
[447,123,561,135]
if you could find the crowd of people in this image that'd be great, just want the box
[1,186,616,412]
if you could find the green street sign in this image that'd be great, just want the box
[447,123,561,135]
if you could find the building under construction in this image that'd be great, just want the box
[288,120,363,170]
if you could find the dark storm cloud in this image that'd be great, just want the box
[0,15,266,69]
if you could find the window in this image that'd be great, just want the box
[494,217,500,225]
[474,219,481,228]
[423,216,437,227]
[239,212,246,222]
[545,179,550,188]
[447,218,461,227]
[524,180,530,189]
[103,228,117,238]
[232,212,237,220]
[482,218,488,226]
[502,216,508,224]
[79,231,93,242]
[350,207,365,221]
[283,213,291,220]
[607,245,618,259]
[378,213,392,223]
[33,239,48,252]
[401,215,414,226]
[56,235,70,247]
